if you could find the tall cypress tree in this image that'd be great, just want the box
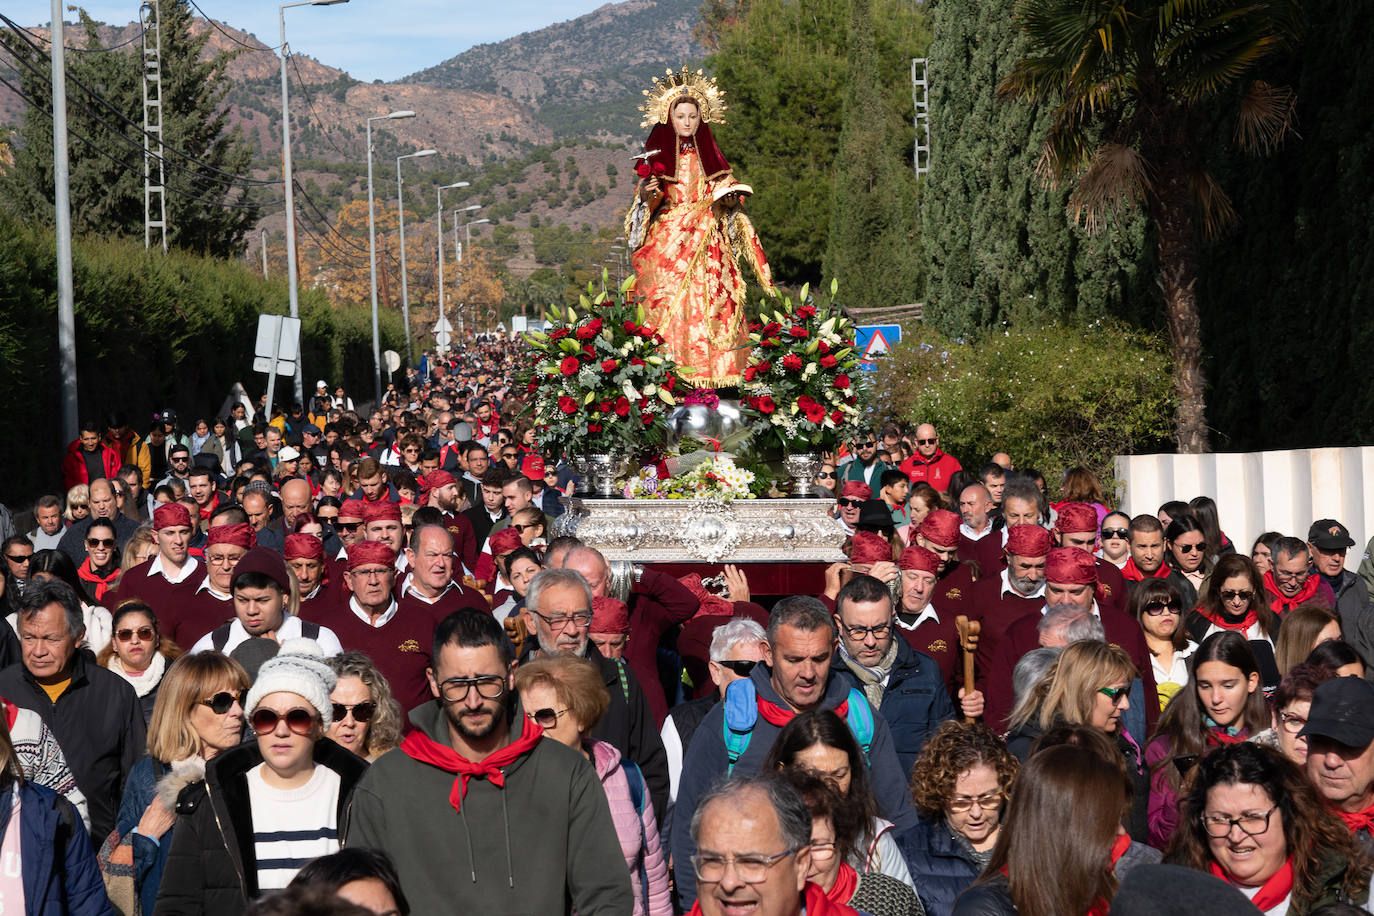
[822,0,923,309]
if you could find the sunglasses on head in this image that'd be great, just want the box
[837,498,864,508]
[332,701,376,723]
[1101,528,1129,540]
[250,707,317,736]
[717,659,757,677]
[116,626,156,642]
[1142,598,1181,616]
[86,538,115,548]
[200,689,247,715]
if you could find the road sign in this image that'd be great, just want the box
[432,315,453,333]
[255,314,300,363]
[252,356,296,376]
[855,324,901,371]
[435,330,452,349]
[384,350,401,374]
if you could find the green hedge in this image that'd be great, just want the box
[0,211,405,504]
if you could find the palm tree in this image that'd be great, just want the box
[999,0,1302,452]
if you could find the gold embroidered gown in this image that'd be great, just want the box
[626,141,775,387]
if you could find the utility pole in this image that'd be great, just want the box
[261,228,268,278]
[51,0,78,442]
[911,58,930,178]
[140,0,167,251]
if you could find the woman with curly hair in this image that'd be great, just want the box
[1167,741,1371,913]
[324,652,403,761]
[898,721,1018,916]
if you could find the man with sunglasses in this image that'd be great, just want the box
[57,478,138,566]
[156,443,193,489]
[110,503,204,625]
[839,434,888,490]
[1,536,32,597]
[897,424,962,493]
[834,481,870,535]
[1054,502,1129,615]
[348,608,630,916]
[333,499,366,561]
[191,546,343,657]
[0,577,145,850]
[1305,519,1368,638]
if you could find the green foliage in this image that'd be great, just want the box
[920,0,1155,336]
[822,0,923,310]
[0,211,403,502]
[872,321,1176,487]
[708,0,930,285]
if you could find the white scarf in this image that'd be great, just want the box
[107,651,167,698]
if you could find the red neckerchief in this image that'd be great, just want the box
[825,862,859,905]
[1,699,16,730]
[1122,556,1171,582]
[1333,801,1374,838]
[1206,726,1247,747]
[686,882,859,916]
[1209,856,1294,911]
[399,715,543,814]
[1195,606,1257,633]
[77,558,120,602]
[756,695,849,728]
[198,493,219,521]
[1263,570,1320,615]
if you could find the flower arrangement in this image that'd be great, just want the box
[635,159,668,180]
[740,280,864,454]
[624,455,759,501]
[518,276,683,461]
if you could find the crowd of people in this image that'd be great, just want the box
[1,339,1374,916]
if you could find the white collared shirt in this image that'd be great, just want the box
[896,603,939,631]
[149,553,199,585]
[1152,639,1198,688]
[401,576,459,605]
[959,521,993,541]
[349,595,399,628]
[1040,600,1101,618]
[1000,568,1045,601]
[194,579,232,601]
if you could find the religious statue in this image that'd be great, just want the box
[624,67,777,387]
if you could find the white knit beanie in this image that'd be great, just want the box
[245,638,338,730]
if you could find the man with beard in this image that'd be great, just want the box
[965,524,1052,692]
[982,547,1156,739]
[420,470,477,575]
[346,609,629,915]
[895,509,978,693]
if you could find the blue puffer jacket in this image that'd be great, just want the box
[833,639,956,775]
[897,814,983,916]
[0,781,114,916]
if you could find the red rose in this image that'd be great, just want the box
[635,161,651,178]
[742,366,757,382]
[788,326,808,338]
[757,361,772,374]
[642,413,655,425]
[757,396,776,414]
[599,399,613,412]
[588,422,603,432]
[782,353,803,371]
[796,305,817,318]
[820,354,838,369]
[580,344,596,358]
[747,321,762,333]
[623,320,640,335]
[818,340,830,354]
[831,409,845,423]
[601,359,618,372]
[665,374,677,391]
[760,339,778,349]
[834,374,851,389]
[559,357,579,376]
[652,162,667,176]
[526,380,538,393]
[763,322,782,337]
[557,396,578,414]
[630,358,646,367]
[550,328,570,340]
[614,397,631,417]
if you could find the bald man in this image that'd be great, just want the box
[256,478,339,555]
[57,478,139,564]
[898,424,962,493]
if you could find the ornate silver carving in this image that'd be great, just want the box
[665,399,746,450]
[573,497,847,563]
[586,453,630,498]
[783,452,825,498]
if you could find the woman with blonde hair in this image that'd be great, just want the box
[119,524,158,579]
[1272,604,1341,676]
[64,484,90,524]
[324,652,402,761]
[515,655,670,916]
[101,652,251,914]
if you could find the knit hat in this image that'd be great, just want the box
[849,531,893,566]
[839,481,872,501]
[284,533,325,561]
[206,522,256,549]
[346,540,395,571]
[153,503,193,531]
[898,544,941,575]
[1054,503,1099,535]
[1045,546,1097,586]
[245,638,337,729]
[916,509,961,549]
[591,596,629,634]
[231,546,292,592]
[1006,524,1053,558]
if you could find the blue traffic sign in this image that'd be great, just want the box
[855,324,902,370]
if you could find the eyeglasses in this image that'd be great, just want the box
[206,552,245,567]
[1219,589,1254,603]
[1101,528,1129,541]
[530,609,593,630]
[1142,598,1181,616]
[437,676,507,703]
[250,707,317,736]
[85,538,115,549]
[332,701,377,723]
[1275,567,1311,582]
[716,659,757,677]
[841,622,893,641]
[808,841,837,861]
[691,849,799,884]
[336,521,362,532]
[1173,542,1202,554]
[116,626,156,642]
[525,707,569,729]
[916,438,937,445]
[200,690,247,715]
[4,553,32,564]
[1098,686,1130,707]
[837,498,864,509]
[947,790,1004,813]
[1278,711,1308,736]
[1201,804,1278,838]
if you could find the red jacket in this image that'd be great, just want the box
[899,450,962,492]
[60,439,122,490]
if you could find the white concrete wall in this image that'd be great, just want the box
[1114,447,1374,570]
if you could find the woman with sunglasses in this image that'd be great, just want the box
[513,655,671,916]
[1186,553,1281,687]
[103,652,250,915]
[1129,579,1196,710]
[76,518,121,605]
[1163,515,1210,609]
[1168,741,1371,912]
[157,640,368,915]
[813,463,839,498]
[1099,511,1132,569]
[325,652,402,762]
[96,600,183,726]
[510,506,547,552]
[1145,631,1268,848]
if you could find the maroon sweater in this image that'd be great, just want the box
[111,558,206,640]
[312,599,442,718]
[172,587,237,649]
[963,572,1044,695]
[624,569,700,726]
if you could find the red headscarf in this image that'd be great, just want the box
[206,523,255,549]
[840,481,872,501]
[347,540,395,571]
[1054,503,1099,535]
[898,544,941,574]
[917,509,960,549]
[1045,546,1097,585]
[362,501,402,524]
[338,499,367,521]
[642,120,730,183]
[284,533,325,561]
[1006,524,1053,558]
[849,532,893,566]
[591,596,629,634]
[152,503,193,531]
[489,527,523,556]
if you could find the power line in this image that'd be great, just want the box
[288,50,351,157]
[1,17,143,53]
[183,0,281,51]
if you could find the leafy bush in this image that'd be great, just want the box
[871,321,1176,489]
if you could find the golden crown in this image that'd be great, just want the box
[639,65,727,128]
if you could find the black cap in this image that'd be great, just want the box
[1299,675,1374,747]
[1308,519,1356,550]
[857,499,896,531]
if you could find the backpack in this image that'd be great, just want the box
[211,620,320,652]
[622,759,651,916]
[721,678,874,774]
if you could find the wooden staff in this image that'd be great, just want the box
[955,615,981,723]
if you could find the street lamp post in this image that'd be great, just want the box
[396,148,437,369]
[280,0,348,407]
[436,183,470,355]
[459,217,491,332]
[450,205,480,337]
[367,109,416,407]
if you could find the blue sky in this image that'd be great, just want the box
[14,0,613,82]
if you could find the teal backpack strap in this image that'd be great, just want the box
[844,687,875,762]
[721,678,759,775]
[614,658,631,705]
